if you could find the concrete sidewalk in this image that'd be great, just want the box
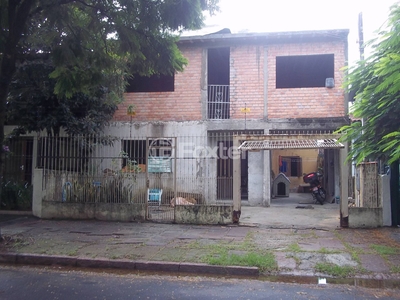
[0,214,399,282]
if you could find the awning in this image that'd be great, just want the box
[238,139,344,151]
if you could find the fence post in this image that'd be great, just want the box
[32,168,44,218]
[232,135,241,223]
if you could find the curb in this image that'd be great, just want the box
[0,253,259,277]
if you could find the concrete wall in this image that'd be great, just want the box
[41,202,147,222]
[40,201,232,225]
[248,151,263,205]
[174,205,233,225]
[380,174,392,226]
[348,207,383,228]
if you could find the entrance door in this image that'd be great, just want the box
[217,141,233,199]
[217,141,249,200]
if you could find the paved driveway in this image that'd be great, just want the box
[241,193,340,229]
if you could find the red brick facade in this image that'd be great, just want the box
[114,32,347,122]
[267,42,346,119]
[114,46,203,122]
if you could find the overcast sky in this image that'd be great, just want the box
[188,0,399,64]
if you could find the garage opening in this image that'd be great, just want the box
[232,134,348,227]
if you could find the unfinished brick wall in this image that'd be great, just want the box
[229,45,265,119]
[114,38,347,122]
[114,46,203,122]
[267,42,346,119]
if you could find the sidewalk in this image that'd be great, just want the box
[1,214,399,283]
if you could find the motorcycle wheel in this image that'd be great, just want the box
[319,188,326,201]
[315,193,324,205]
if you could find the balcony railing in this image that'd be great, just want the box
[207,85,230,119]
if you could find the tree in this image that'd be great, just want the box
[0,0,219,180]
[339,3,400,165]
[6,60,122,136]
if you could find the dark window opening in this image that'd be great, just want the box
[208,48,230,85]
[279,156,302,177]
[122,139,173,167]
[207,47,230,119]
[276,54,334,88]
[122,140,147,165]
[126,73,174,93]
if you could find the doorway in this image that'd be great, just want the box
[217,141,248,200]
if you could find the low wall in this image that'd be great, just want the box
[174,205,233,225]
[348,207,383,228]
[41,201,146,222]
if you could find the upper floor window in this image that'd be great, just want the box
[276,54,334,89]
[126,73,174,93]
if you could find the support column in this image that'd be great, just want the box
[32,168,43,218]
[340,144,349,227]
[263,150,271,206]
[232,136,241,223]
[334,149,340,200]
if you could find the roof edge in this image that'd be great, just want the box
[178,29,349,45]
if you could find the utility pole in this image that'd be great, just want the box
[358,12,365,60]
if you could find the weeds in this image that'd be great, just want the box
[370,244,399,256]
[317,247,341,254]
[315,262,357,278]
[286,243,302,252]
[390,266,400,273]
[204,251,277,272]
[187,232,278,272]
[333,231,363,263]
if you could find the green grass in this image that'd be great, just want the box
[317,247,341,254]
[286,243,302,252]
[370,244,399,256]
[204,251,277,272]
[390,265,400,273]
[192,232,277,272]
[334,231,363,263]
[315,262,357,278]
[67,250,78,256]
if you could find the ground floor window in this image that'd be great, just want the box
[279,156,302,177]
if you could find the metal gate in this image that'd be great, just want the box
[146,137,176,222]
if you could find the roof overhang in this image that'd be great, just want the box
[178,29,349,46]
[237,134,344,151]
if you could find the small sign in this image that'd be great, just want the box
[240,107,251,113]
[148,157,172,173]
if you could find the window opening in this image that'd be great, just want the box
[126,73,174,93]
[207,47,230,119]
[276,54,334,88]
[279,156,302,177]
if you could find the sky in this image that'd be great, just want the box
[186,0,399,65]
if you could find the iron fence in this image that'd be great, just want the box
[37,132,262,207]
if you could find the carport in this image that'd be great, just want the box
[232,134,348,227]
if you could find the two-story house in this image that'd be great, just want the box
[7,28,350,224]
[105,29,349,207]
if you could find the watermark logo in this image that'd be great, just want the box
[149,138,173,160]
[179,142,246,160]
[148,139,248,160]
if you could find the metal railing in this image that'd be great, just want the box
[207,85,230,119]
[36,132,255,206]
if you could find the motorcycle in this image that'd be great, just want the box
[303,172,326,205]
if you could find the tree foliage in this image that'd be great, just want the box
[338,3,400,165]
[0,0,219,178]
[7,61,122,136]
